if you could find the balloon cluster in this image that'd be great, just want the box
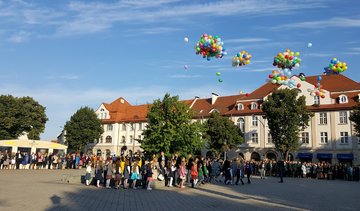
[308,75,325,98]
[232,51,252,67]
[273,49,301,70]
[268,69,301,89]
[195,34,227,61]
[324,58,347,75]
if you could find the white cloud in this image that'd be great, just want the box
[8,30,32,43]
[305,53,332,57]
[126,27,181,35]
[274,17,360,29]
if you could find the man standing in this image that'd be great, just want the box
[15,150,22,170]
[277,159,285,183]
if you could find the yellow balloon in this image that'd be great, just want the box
[295,52,300,56]
[246,60,250,64]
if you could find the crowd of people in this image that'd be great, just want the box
[1,149,360,188]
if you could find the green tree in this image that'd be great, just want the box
[262,89,312,160]
[142,93,204,157]
[203,112,243,157]
[64,107,103,151]
[0,95,48,140]
[350,103,360,137]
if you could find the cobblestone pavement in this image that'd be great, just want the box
[0,169,359,211]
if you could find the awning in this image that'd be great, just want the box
[337,153,353,160]
[317,153,332,159]
[297,153,313,159]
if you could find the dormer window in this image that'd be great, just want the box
[209,109,219,113]
[339,95,348,104]
[251,102,257,110]
[100,108,104,112]
[237,103,244,110]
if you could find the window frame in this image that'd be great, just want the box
[301,132,309,144]
[252,116,258,127]
[320,132,328,144]
[314,96,320,105]
[251,133,258,144]
[319,112,327,125]
[105,135,112,143]
[339,111,348,124]
[340,132,349,144]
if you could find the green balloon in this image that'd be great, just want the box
[216,72,221,76]
[218,79,223,83]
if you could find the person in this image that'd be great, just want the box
[259,161,266,179]
[198,163,204,185]
[123,158,130,189]
[95,161,103,188]
[21,152,29,169]
[105,159,113,189]
[277,159,285,183]
[223,159,231,185]
[114,158,122,189]
[85,161,92,186]
[146,162,153,190]
[191,161,198,188]
[179,160,186,188]
[131,161,139,189]
[141,161,149,189]
[244,161,252,184]
[3,150,10,170]
[168,159,176,187]
[235,159,245,185]
[231,158,238,184]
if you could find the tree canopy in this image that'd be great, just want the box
[203,112,243,155]
[262,88,312,159]
[142,93,204,158]
[0,95,48,140]
[64,107,103,151]
[350,103,360,137]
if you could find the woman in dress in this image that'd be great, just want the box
[85,161,92,186]
[123,158,130,189]
[130,161,139,189]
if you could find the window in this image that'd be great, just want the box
[100,108,104,112]
[138,123,142,131]
[105,136,112,143]
[130,123,134,131]
[319,112,327,125]
[314,96,320,105]
[339,95,348,104]
[100,113,103,119]
[237,103,244,110]
[107,124,113,131]
[320,132,328,144]
[267,133,272,144]
[252,116,258,127]
[251,102,257,110]
[301,132,309,144]
[237,118,245,132]
[339,111,348,124]
[138,135,141,141]
[340,132,349,144]
[251,133,258,143]
[129,135,133,143]
[121,136,125,143]
[122,124,126,131]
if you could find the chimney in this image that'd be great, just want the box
[211,93,218,105]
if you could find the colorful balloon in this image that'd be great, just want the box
[184,65,189,70]
[308,75,325,98]
[184,37,189,43]
[273,49,301,70]
[299,73,306,81]
[232,50,252,67]
[267,69,301,89]
[195,34,227,60]
[218,78,223,83]
[307,43,312,48]
[216,71,221,76]
[324,58,347,75]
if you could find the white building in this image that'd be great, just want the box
[91,74,360,165]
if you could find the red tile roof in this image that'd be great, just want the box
[100,74,360,123]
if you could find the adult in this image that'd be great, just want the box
[105,159,113,189]
[95,161,103,188]
[243,161,253,184]
[277,159,285,183]
[15,150,22,169]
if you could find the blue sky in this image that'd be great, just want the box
[0,0,359,140]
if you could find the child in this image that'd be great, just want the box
[168,159,177,187]
[198,163,204,185]
[179,160,186,188]
[130,161,139,189]
[146,162,153,190]
[191,161,198,188]
[95,161,103,188]
[85,161,92,186]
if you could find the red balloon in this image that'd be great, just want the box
[269,74,273,79]
[245,93,249,97]
[297,83,301,88]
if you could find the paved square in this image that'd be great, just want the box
[0,169,359,211]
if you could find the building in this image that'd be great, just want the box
[0,139,68,156]
[91,74,360,165]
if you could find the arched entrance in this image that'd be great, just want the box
[251,152,261,161]
[266,151,277,161]
[238,153,245,160]
[96,149,102,156]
